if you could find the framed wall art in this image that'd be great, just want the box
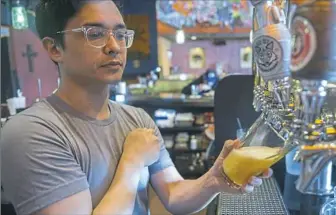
[189,47,205,69]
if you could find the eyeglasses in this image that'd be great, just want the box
[57,26,135,49]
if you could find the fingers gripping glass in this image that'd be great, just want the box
[57,26,135,49]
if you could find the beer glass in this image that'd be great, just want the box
[222,114,290,188]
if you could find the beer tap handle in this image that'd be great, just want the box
[251,0,292,110]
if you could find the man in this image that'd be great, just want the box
[1,1,272,214]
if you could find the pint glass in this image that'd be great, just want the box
[222,114,288,188]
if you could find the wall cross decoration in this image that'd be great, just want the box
[22,44,37,73]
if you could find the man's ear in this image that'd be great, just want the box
[42,37,63,64]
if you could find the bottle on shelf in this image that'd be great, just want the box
[190,135,198,150]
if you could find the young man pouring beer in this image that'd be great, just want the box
[1,1,272,214]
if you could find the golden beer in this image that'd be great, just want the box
[222,146,283,186]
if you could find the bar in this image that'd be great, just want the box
[1,1,336,215]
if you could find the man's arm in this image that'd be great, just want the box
[151,140,272,215]
[37,127,160,215]
[37,156,143,215]
[1,115,155,215]
[92,156,143,215]
[138,108,219,214]
[136,108,217,214]
[34,190,92,215]
[151,166,219,215]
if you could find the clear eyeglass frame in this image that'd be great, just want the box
[56,26,135,49]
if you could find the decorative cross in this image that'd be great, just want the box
[22,44,37,73]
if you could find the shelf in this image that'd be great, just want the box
[126,95,214,108]
[159,126,205,133]
[168,148,207,154]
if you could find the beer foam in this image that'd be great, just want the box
[235,146,280,160]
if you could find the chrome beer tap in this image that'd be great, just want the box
[252,6,265,113]
[281,1,336,214]
[285,0,336,196]
[251,0,292,110]
[248,1,336,213]
[240,0,293,149]
[248,0,293,142]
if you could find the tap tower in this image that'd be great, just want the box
[248,0,336,214]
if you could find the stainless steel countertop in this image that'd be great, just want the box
[216,177,289,215]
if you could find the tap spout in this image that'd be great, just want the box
[295,143,336,195]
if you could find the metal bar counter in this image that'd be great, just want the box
[213,177,289,215]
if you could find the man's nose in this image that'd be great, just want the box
[104,33,121,55]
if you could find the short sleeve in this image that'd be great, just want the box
[1,115,89,215]
[137,109,175,175]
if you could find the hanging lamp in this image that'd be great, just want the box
[11,0,28,30]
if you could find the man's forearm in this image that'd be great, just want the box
[166,171,219,215]
[93,156,142,215]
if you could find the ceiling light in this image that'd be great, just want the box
[11,1,28,30]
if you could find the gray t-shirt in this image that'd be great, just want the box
[1,94,174,215]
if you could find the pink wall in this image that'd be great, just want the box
[171,40,252,76]
[11,29,59,106]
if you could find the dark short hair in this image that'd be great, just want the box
[35,0,123,47]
